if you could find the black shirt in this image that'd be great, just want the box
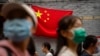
[81,50,92,56]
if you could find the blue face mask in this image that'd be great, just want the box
[3,19,33,42]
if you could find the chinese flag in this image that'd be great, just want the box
[32,5,73,38]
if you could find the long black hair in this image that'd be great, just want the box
[0,16,6,40]
[43,42,54,55]
[0,4,7,40]
[55,15,82,56]
[27,37,36,56]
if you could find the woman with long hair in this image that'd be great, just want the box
[55,15,87,56]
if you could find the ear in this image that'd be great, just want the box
[60,30,68,38]
[90,43,94,48]
[31,27,36,34]
[60,30,73,39]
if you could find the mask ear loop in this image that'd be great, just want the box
[70,29,75,39]
[70,28,80,43]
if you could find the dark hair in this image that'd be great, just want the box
[27,37,36,55]
[6,9,35,26]
[0,16,6,40]
[55,15,82,56]
[0,4,7,40]
[43,42,54,55]
[83,35,97,50]
[0,4,3,12]
[7,9,29,19]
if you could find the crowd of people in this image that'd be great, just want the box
[0,2,99,56]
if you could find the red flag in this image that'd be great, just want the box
[32,5,73,38]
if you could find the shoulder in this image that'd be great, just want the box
[46,52,53,56]
[58,50,71,56]
[81,50,90,56]
[58,47,75,56]
[0,47,8,56]
[58,46,68,56]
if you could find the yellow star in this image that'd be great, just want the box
[36,10,42,19]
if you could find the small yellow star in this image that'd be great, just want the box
[36,10,42,19]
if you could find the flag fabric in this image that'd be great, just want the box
[32,5,73,38]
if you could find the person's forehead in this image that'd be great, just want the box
[10,9,28,15]
[75,19,82,24]
[6,9,27,18]
[73,19,82,27]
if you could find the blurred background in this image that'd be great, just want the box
[0,0,100,56]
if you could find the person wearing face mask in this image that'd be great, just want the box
[55,15,87,56]
[81,35,98,56]
[0,2,37,56]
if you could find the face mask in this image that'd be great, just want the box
[72,27,87,44]
[3,19,33,42]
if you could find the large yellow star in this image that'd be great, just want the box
[36,10,42,19]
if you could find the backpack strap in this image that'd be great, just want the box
[0,46,12,56]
